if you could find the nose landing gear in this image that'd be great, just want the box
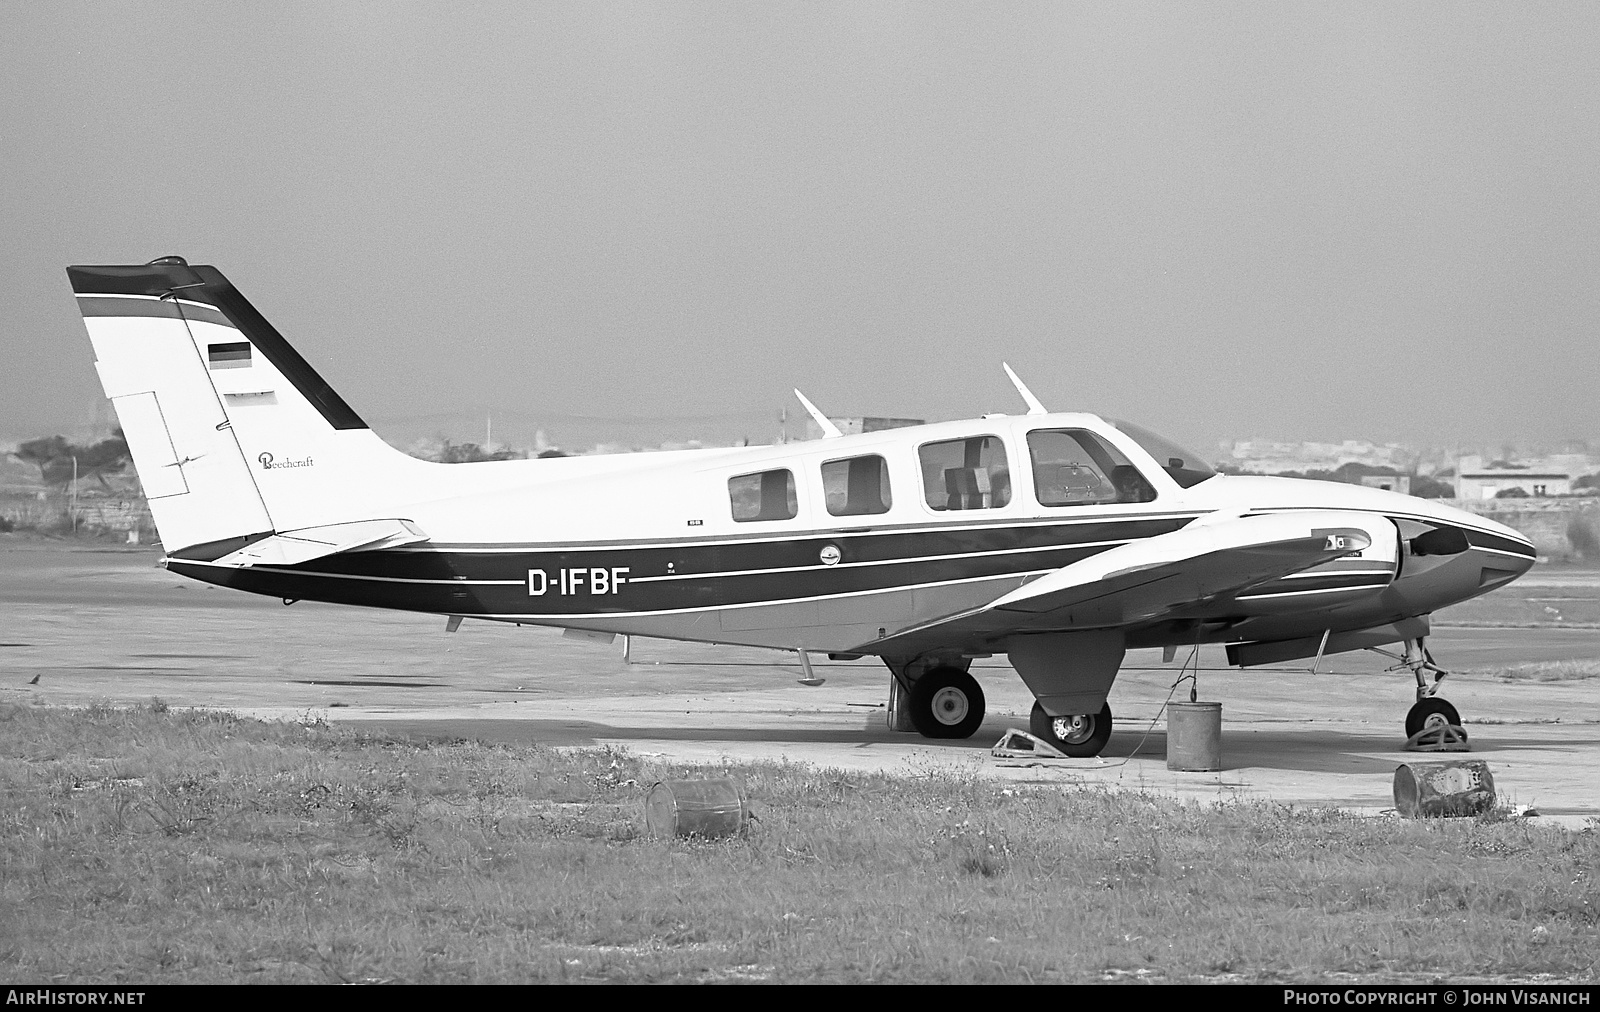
[1405,696,1462,739]
[1370,637,1468,742]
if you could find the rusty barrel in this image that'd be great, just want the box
[645,779,750,838]
[1393,760,1496,818]
[1166,701,1223,771]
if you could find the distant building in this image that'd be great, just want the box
[1359,474,1411,495]
[1455,454,1589,499]
[1219,438,1417,475]
[802,416,924,441]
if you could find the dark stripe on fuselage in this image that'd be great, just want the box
[400,508,1210,553]
[1463,527,1538,558]
[1254,507,1537,561]
[1237,572,1394,598]
[167,516,1197,617]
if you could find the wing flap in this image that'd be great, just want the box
[211,519,428,567]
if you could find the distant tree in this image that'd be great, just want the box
[75,431,130,488]
[1410,475,1454,498]
[1495,486,1529,499]
[1568,518,1600,561]
[436,440,525,463]
[13,432,129,488]
[14,436,70,484]
[1574,473,1600,492]
[1267,465,1374,483]
[1331,462,1398,482]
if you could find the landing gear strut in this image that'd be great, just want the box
[1370,637,1467,741]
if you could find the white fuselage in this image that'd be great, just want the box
[168,412,1536,657]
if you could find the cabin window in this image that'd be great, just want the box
[729,468,798,522]
[1027,429,1156,506]
[822,455,891,517]
[919,436,1011,511]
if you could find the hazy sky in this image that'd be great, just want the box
[4,2,1597,454]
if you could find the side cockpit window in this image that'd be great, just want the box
[729,469,798,522]
[822,455,891,516]
[919,436,1011,511]
[1027,429,1156,507]
[1109,419,1216,488]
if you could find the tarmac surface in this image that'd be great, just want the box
[4,537,1598,826]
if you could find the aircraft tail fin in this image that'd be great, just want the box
[67,257,422,557]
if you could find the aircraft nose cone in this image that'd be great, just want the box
[1473,539,1537,597]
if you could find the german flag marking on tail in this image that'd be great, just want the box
[208,341,251,369]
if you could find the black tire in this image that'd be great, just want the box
[907,667,986,739]
[1030,700,1114,757]
[1406,697,1464,739]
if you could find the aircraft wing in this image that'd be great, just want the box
[208,519,429,568]
[854,510,1393,655]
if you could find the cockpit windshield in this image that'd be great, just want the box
[1109,420,1217,488]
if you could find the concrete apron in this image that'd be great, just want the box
[227,687,1599,831]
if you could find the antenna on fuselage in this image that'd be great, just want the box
[793,389,842,438]
[1002,362,1048,415]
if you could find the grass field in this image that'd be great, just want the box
[1481,660,1600,682]
[1,703,1595,984]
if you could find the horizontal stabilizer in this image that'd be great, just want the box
[211,519,428,568]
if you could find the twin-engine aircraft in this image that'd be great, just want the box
[68,258,1536,755]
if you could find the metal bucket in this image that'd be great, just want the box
[1393,760,1496,818]
[644,778,750,839]
[1166,701,1222,771]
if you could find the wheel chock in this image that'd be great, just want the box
[1403,724,1470,752]
[991,728,1069,760]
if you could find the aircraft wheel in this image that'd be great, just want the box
[1030,700,1113,757]
[908,667,986,739]
[1406,697,1464,739]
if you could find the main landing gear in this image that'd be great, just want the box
[907,667,986,739]
[886,656,1113,754]
[1371,637,1467,741]
[1029,701,1113,758]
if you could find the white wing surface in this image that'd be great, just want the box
[855,510,1396,655]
